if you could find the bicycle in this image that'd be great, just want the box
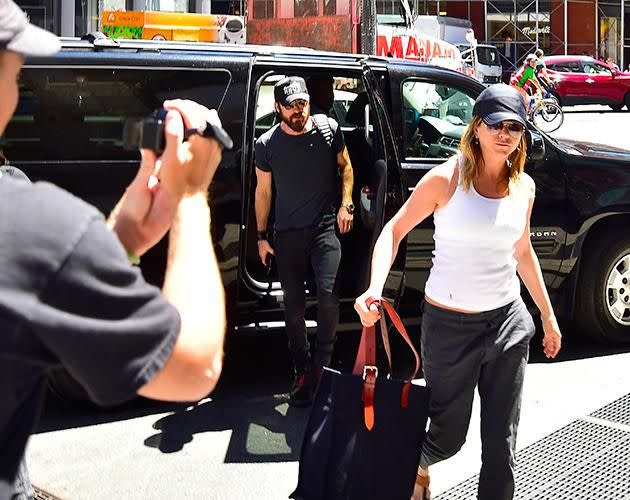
[528,91,564,133]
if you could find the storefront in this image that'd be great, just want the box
[13,0,630,71]
[376,0,629,71]
[15,0,244,37]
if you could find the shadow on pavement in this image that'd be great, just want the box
[144,395,309,462]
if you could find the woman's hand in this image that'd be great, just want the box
[354,291,381,327]
[541,316,562,359]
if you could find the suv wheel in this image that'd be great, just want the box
[577,235,630,343]
[610,104,623,111]
[625,92,630,110]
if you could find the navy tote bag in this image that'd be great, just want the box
[291,298,430,500]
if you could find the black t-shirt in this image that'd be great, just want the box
[255,116,344,231]
[0,180,180,497]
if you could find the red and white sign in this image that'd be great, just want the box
[376,25,464,73]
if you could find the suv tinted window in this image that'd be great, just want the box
[4,68,231,162]
[402,80,475,160]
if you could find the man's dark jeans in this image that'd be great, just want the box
[274,214,341,373]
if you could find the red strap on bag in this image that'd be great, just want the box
[353,297,421,431]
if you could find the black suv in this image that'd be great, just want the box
[4,37,630,346]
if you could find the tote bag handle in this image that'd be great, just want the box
[352,297,421,430]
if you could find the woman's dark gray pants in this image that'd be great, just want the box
[419,298,536,500]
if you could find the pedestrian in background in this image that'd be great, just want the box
[355,84,562,500]
[534,48,554,92]
[254,76,354,407]
[510,54,544,107]
[0,0,227,497]
[606,57,620,71]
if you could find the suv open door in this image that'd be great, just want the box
[237,56,407,332]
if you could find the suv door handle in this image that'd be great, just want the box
[585,78,595,83]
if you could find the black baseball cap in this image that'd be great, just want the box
[274,76,310,107]
[472,84,527,128]
[0,0,61,57]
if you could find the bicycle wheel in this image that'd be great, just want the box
[532,101,564,133]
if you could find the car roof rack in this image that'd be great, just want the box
[80,32,119,49]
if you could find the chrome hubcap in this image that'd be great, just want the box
[605,253,630,326]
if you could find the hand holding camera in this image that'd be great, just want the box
[109,100,231,257]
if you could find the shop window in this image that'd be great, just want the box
[4,68,231,163]
[253,0,275,18]
[402,80,475,160]
[295,0,317,17]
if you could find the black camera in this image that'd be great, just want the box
[123,109,169,155]
[123,108,233,155]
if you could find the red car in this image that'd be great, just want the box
[543,55,630,110]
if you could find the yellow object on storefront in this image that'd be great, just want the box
[102,10,246,43]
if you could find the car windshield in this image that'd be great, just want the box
[476,47,501,67]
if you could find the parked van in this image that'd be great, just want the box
[5,37,630,351]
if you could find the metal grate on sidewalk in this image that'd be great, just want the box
[434,418,630,500]
[590,393,630,427]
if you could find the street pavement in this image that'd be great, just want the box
[550,105,630,151]
[26,106,630,500]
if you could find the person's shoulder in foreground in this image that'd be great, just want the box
[0,177,181,404]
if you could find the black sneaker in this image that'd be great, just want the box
[289,371,312,407]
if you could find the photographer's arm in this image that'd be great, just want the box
[135,100,226,401]
[138,192,225,401]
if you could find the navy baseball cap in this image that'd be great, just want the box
[472,84,527,128]
[274,76,310,107]
[0,0,60,57]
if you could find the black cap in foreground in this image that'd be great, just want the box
[0,0,60,57]
[472,84,527,128]
[274,76,310,107]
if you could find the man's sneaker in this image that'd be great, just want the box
[289,371,312,407]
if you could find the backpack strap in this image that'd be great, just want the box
[312,114,334,148]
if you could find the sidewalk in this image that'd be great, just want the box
[26,332,630,499]
[430,345,630,499]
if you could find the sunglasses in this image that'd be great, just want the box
[283,99,309,110]
[484,121,525,138]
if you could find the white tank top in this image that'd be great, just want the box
[424,157,530,311]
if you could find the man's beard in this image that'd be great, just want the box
[281,110,308,132]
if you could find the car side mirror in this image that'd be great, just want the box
[526,129,545,162]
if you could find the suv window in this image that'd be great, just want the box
[254,76,360,137]
[402,80,475,160]
[581,61,612,75]
[4,68,231,162]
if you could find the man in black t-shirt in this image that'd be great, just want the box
[0,2,227,498]
[254,76,354,407]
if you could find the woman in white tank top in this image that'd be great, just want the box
[355,84,562,500]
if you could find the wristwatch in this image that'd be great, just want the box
[343,202,355,215]
[257,230,268,241]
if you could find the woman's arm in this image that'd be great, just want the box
[514,176,562,359]
[354,158,455,325]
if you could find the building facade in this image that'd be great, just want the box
[374,0,628,71]
[16,0,243,38]
[15,0,630,70]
